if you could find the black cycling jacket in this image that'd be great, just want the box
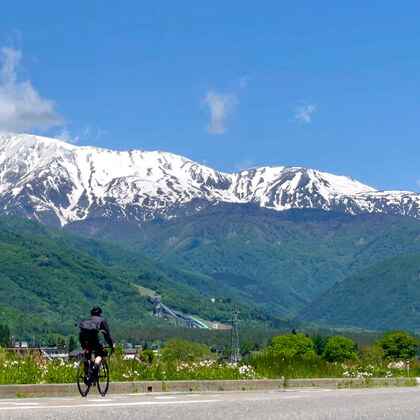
[79,315,113,347]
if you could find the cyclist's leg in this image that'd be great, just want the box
[91,337,105,381]
[79,331,98,381]
[92,336,107,364]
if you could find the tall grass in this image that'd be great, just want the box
[108,359,256,381]
[0,349,417,385]
[250,353,344,379]
[0,350,77,384]
[0,350,257,384]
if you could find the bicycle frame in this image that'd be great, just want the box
[77,346,112,397]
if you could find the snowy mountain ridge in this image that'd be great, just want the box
[0,133,419,227]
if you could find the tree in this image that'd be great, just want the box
[141,349,155,363]
[375,331,418,360]
[113,344,125,357]
[160,338,213,363]
[240,342,253,356]
[322,336,357,362]
[266,333,316,358]
[312,334,328,356]
[0,325,10,347]
[357,344,385,365]
[68,335,77,351]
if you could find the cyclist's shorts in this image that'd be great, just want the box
[79,331,106,358]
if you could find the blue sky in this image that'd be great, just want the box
[0,1,419,191]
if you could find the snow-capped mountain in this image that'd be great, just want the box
[0,133,419,227]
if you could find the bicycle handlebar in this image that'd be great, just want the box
[102,345,114,355]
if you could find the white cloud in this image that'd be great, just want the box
[293,104,317,124]
[56,124,106,144]
[0,47,62,132]
[203,90,238,134]
[56,127,79,144]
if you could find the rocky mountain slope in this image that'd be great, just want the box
[1,134,420,227]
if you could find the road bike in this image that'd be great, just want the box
[76,346,112,397]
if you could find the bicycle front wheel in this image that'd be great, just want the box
[97,358,109,396]
[76,359,91,397]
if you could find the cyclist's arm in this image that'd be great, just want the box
[100,319,113,347]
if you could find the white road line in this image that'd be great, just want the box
[0,402,40,406]
[88,399,114,402]
[0,405,74,411]
[155,396,176,399]
[0,399,221,411]
[291,388,333,393]
[12,402,40,406]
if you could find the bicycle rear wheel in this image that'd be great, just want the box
[76,359,91,397]
[97,359,109,396]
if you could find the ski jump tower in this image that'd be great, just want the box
[152,296,162,317]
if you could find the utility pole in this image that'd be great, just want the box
[230,304,241,362]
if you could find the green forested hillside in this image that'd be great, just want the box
[0,227,152,331]
[0,216,285,337]
[66,205,420,317]
[3,208,420,335]
[0,302,46,338]
[299,254,420,332]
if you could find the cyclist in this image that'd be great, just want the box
[79,307,114,382]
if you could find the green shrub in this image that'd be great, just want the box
[113,344,125,357]
[323,336,358,362]
[266,333,316,358]
[140,349,155,363]
[375,331,418,360]
[160,338,213,363]
[357,345,385,365]
[312,334,328,356]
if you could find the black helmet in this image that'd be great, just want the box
[91,307,102,316]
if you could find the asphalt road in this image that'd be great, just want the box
[0,387,419,419]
